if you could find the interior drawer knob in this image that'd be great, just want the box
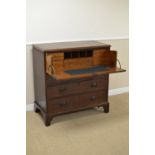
[90,96,96,101]
[59,86,66,92]
[91,82,97,87]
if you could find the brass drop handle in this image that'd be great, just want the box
[59,86,66,92]
[91,82,97,87]
[90,96,96,101]
[59,101,67,106]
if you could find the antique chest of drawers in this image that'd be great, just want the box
[33,41,125,126]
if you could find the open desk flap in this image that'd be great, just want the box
[45,50,126,80]
[51,66,126,80]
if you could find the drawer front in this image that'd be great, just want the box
[75,91,108,109]
[47,83,79,99]
[48,96,76,114]
[79,78,108,92]
[47,76,108,99]
[48,90,108,114]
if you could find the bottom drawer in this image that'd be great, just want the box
[48,96,76,114]
[48,90,108,115]
[75,91,107,109]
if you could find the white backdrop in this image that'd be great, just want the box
[26,0,128,44]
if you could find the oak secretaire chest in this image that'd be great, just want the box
[32,41,125,126]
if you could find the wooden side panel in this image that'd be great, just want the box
[33,48,47,111]
[93,49,117,67]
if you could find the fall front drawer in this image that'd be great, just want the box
[47,77,108,99]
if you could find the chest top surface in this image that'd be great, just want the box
[33,40,111,52]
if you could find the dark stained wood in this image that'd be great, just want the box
[74,91,108,109]
[46,76,108,99]
[46,74,108,86]
[33,40,111,52]
[48,90,107,115]
[103,102,109,113]
[48,95,77,114]
[34,101,52,126]
[33,48,47,111]
[32,40,126,126]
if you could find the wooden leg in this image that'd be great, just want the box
[34,102,53,126]
[103,103,109,113]
[44,115,52,127]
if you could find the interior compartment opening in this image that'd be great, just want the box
[64,50,93,59]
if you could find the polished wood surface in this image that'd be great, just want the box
[33,48,46,111]
[33,40,111,52]
[48,90,107,115]
[47,76,108,99]
[32,40,125,126]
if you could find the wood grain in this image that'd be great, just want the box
[33,40,111,52]
[93,49,117,67]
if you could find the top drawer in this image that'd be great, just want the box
[47,76,108,99]
[47,82,79,99]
